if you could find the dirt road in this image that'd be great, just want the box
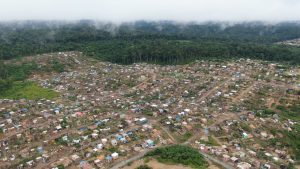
[110,150,151,169]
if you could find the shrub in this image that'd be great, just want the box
[146,145,208,169]
[136,165,152,169]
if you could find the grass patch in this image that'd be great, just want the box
[0,81,59,100]
[177,132,193,143]
[278,125,300,162]
[240,123,252,132]
[200,136,220,146]
[146,145,208,169]
[268,103,300,161]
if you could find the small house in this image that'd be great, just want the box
[137,117,148,125]
[146,139,155,147]
[105,155,112,162]
[111,139,118,146]
[111,152,119,160]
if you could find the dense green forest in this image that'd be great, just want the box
[82,39,300,64]
[0,20,300,64]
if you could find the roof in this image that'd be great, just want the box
[111,152,119,157]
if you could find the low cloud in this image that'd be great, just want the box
[0,0,299,22]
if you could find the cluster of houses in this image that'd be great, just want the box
[0,52,299,168]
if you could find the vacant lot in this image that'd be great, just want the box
[0,81,58,100]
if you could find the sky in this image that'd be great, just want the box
[0,0,299,22]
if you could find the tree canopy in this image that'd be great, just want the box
[0,21,300,64]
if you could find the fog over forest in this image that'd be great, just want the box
[0,0,299,22]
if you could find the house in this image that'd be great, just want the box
[91,133,98,139]
[222,154,230,161]
[111,139,118,146]
[79,161,93,169]
[75,112,85,117]
[230,156,239,163]
[55,125,62,131]
[35,156,42,163]
[261,164,271,169]
[95,121,103,126]
[94,159,102,168]
[175,115,181,121]
[17,134,22,138]
[260,131,268,138]
[73,139,81,144]
[21,108,29,113]
[137,117,148,125]
[120,137,127,143]
[37,147,44,154]
[26,160,35,167]
[54,108,60,114]
[105,155,112,162]
[97,144,103,149]
[146,139,155,147]
[101,138,108,145]
[62,136,68,141]
[71,154,80,162]
[248,150,256,157]
[127,131,134,137]
[111,152,119,160]
[82,135,89,140]
[116,135,123,141]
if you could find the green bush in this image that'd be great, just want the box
[51,60,65,72]
[240,123,252,132]
[146,145,208,169]
[57,165,65,169]
[136,165,152,169]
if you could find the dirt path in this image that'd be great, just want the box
[111,142,234,169]
[198,77,232,102]
[149,118,176,143]
[231,81,258,103]
[112,119,235,169]
[110,150,151,169]
[160,125,176,143]
[35,148,74,169]
[110,118,179,169]
[122,158,192,169]
[200,152,234,169]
